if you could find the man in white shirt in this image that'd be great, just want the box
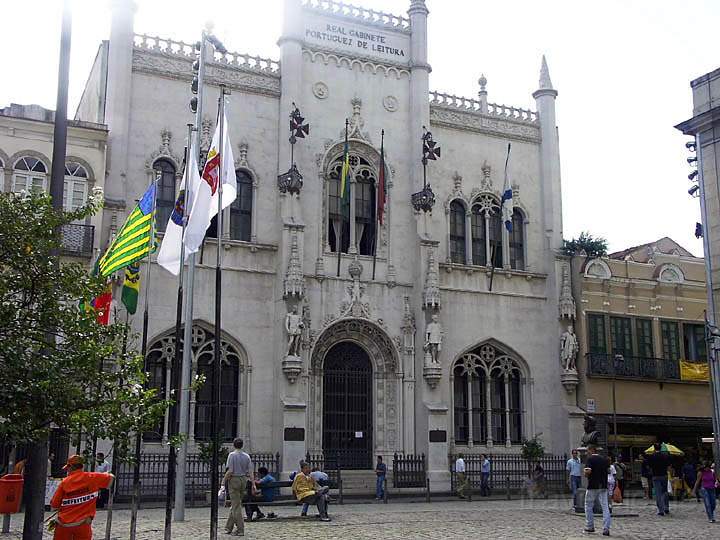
[223,438,254,536]
[455,454,468,499]
[566,449,582,508]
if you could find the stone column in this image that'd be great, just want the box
[532,55,562,251]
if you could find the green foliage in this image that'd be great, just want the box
[0,192,168,456]
[198,440,229,465]
[521,433,545,464]
[561,232,608,258]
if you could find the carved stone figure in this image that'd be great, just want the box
[285,306,304,357]
[423,314,443,364]
[580,415,601,448]
[560,324,579,371]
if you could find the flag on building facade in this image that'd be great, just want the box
[340,122,351,217]
[377,130,386,226]
[157,146,201,275]
[500,143,514,232]
[121,264,141,315]
[184,111,237,254]
[98,182,157,277]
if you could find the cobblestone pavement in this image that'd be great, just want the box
[4,497,718,539]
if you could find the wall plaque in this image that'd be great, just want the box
[429,429,447,443]
[284,427,305,441]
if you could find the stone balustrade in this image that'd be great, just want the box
[134,34,280,75]
[302,0,410,31]
[429,91,538,123]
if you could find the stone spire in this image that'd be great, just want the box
[539,54,553,90]
[422,248,441,310]
[283,230,305,299]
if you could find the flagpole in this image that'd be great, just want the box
[162,124,193,539]
[175,27,210,523]
[372,129,384,281]
[104,308,129,540]
[337,119,349,277]
[210,85,227,540]
[129,172,159,540]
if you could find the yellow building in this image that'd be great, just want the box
[571,238,713,471]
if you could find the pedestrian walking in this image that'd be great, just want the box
[567,449,583,507]
[480,454,491,497]
[534,463,547,499]
[375,455,387,500]
[455,453,468,499]
[693,461,719,523]
[639,453,652,499]
[49,454,114,540]
[607,459,617,511]
[646,443,671,516]
[222,437,253,536]
[612,455,625,498]
[681,460,698,501]
[583,444,611,536]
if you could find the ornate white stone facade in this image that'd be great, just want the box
[74,0,572,483]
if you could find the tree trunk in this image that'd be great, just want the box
[22,438,48,540]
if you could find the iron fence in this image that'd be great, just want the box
[392,453,426,488]
[60,223,94,257]
[586,352,681,381]
[448,453,569,494]
[114,451,280,503]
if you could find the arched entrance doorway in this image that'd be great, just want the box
[322,342,373,469]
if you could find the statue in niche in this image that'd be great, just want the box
[580,414,601,448]
[285,305,304,357]
[423,314,443,364]
[560,324,579,372]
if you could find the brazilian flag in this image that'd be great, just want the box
[98,182,156,277]
[121,264,141,315]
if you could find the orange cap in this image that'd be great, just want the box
[63,454,85,470]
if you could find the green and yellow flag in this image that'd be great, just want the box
[339,122,351,217]
[121,264,141,315]
[98,182,156,277]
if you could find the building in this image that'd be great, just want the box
[0,103,107,260]
[569,237,713,474]
[676,66,720,458]
[21,0,577,486]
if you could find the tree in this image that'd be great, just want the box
[561,232,608,258]
[0,192,168,534]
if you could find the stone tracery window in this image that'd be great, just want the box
[230,169,253,242]
[452,344,525,446]
[470,195,502,268]
[144,325,244,443]
[509,208,525,270]
[327,153,378,256]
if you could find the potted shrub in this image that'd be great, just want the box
[521,434,545,498]
[198,440,230,504]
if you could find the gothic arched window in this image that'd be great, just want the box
[452,344,525,446]
[509,208,525,270]
[153,158,176,233]
[327,153,378,256]
[144,325,244,443]
[449,201,466,264]
[230,169,253,241]
[489,210,503,268]
[470,205,485,266]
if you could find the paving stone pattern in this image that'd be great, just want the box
[4,498,718,539]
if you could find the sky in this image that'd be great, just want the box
[1,0,718,255]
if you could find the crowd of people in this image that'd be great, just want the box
[574,442,720,536]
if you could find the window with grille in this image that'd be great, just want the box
[450,201,466,264]
[230,170,252,241]
[153,159,176,233]
[509,209,525,270]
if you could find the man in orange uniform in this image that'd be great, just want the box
[49,455,114,540]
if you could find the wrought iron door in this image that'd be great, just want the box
[322,342,373,469]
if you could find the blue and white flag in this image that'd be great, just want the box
[500,143,513,232]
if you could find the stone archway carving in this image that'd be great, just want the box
[308,318,401,455]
